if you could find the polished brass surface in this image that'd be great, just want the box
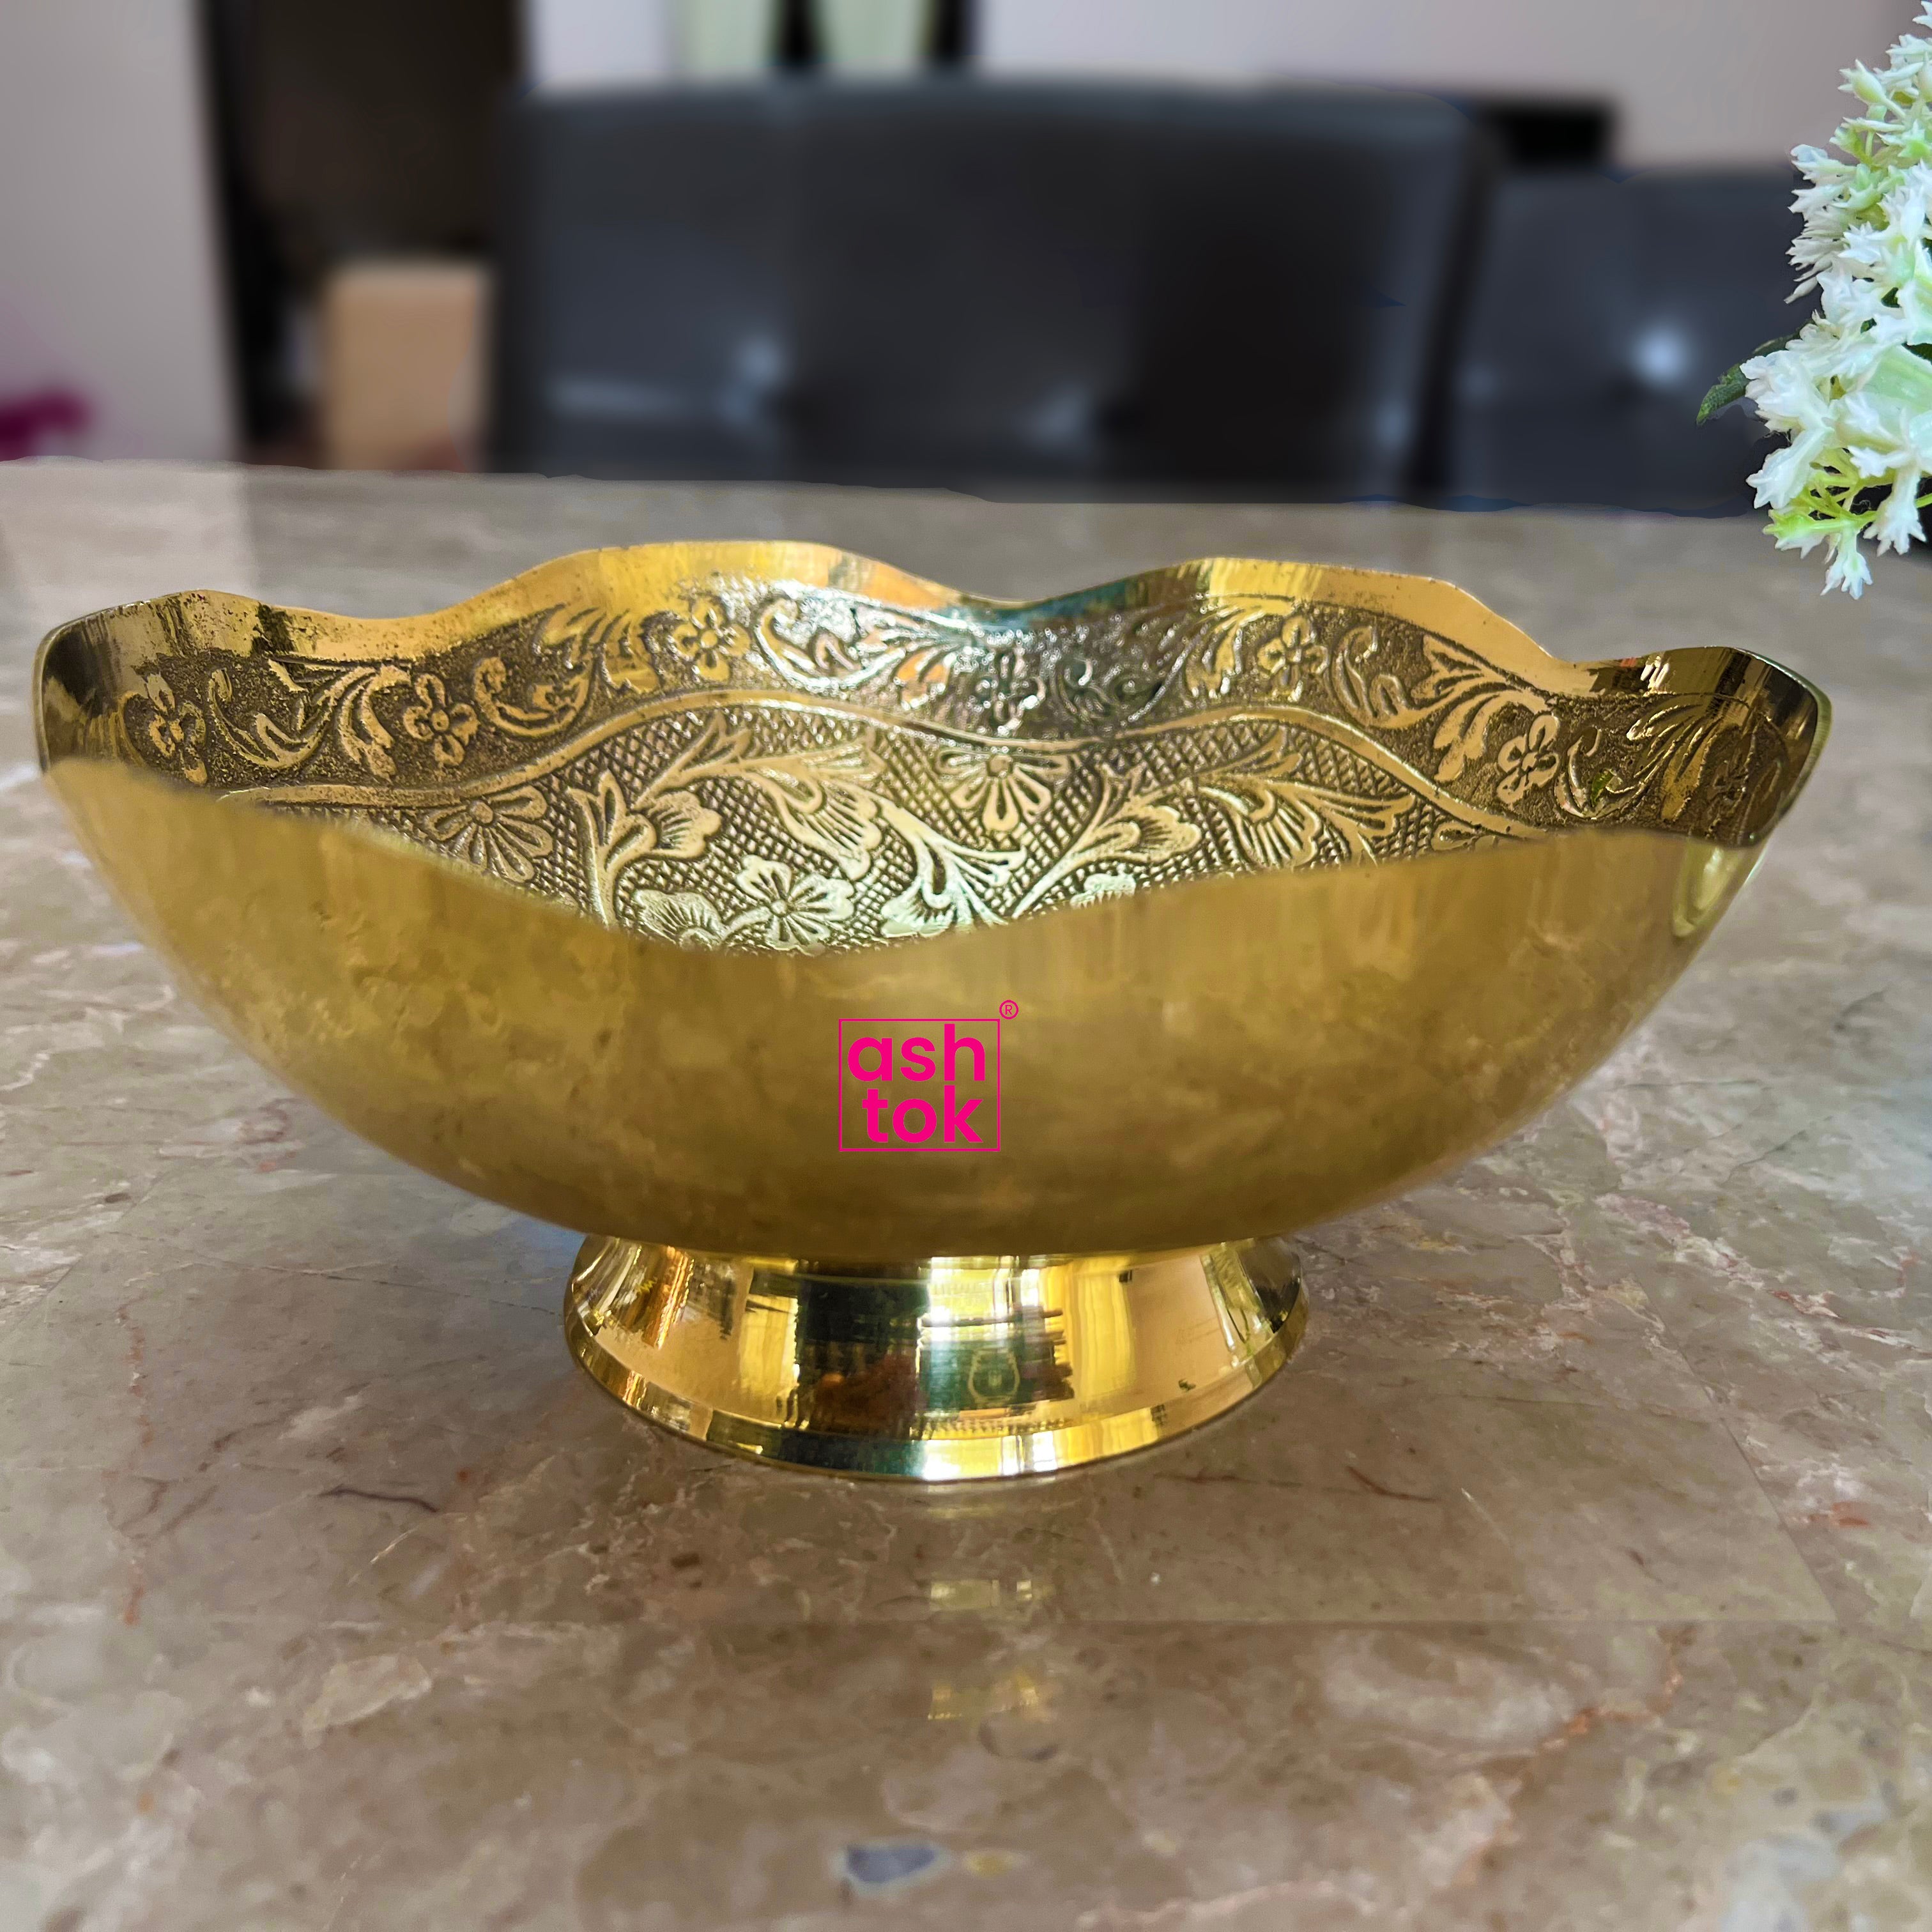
[565,1237,1307,1480]
[33,544,1828,1478]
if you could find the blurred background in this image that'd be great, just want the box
[0,1,1913,509]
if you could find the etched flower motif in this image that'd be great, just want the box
[731,854,855,953]
[141,674,207,785]
[1254,615,1328,700]
[400,673,478,768]
[666,595,752,684]
[1070,869,1138,905]
[1495,712,1562,806]
[572,770,721,862]
[1184,629,1246,699]
[937,745,1068,838]
[422,786,553,884]
[1692,734,1756,832]
[601,623,662,694]
[629,888,724,949]
[983,645,1043,732]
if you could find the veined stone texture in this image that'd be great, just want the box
[1,463,1929,1931]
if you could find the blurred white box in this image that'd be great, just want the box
[319,258,489,471]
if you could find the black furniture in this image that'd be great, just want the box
[492,82,1485,496]
[1443,170,1800,512]
[203,0,519,452]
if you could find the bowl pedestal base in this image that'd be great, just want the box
[564,1234,1307,1481]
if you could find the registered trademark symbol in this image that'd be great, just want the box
[998,999,1019,1021]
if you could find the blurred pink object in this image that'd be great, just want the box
[0,388,89,461]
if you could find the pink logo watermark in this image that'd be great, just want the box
[836,1003,1015,1151]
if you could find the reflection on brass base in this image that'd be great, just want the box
[564,1236,1307,1482]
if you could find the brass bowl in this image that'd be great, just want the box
[34,543,1827,1480]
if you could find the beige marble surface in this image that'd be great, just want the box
[0,461,1929,1930]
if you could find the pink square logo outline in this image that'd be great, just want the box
[836,1013,1006,1152]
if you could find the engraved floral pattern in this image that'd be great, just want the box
[1184,622,1250,700]
[421,786,553,884]
[627,889,724,949]
[753,592,967,705]
[936,745,1069,838]
[730,855,855,952]
[199,659,411,781]
[471,653,589,739]
[140,675,207,786]
[103,557,1814,956]
[979,646,1043,733]
[567,768,724,923]
[1070,870,1137,905]
[666,595,752,684]
[625,853,857,954]
[1191,735,1414,868]
[1255,615,1326,700]
[599,624,661,694]
[1496,712,1563,806]
[400,674,477,769]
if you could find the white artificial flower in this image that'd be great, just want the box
[1740,5,1932,591]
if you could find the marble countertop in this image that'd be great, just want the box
[1,461,1928,1931]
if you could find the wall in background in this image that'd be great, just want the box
[979,0,1923,165]
[0,0,233,459]
[526,0,1923,158]
[208,0,518,449]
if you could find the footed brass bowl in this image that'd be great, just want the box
[34,544,1827,1480]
